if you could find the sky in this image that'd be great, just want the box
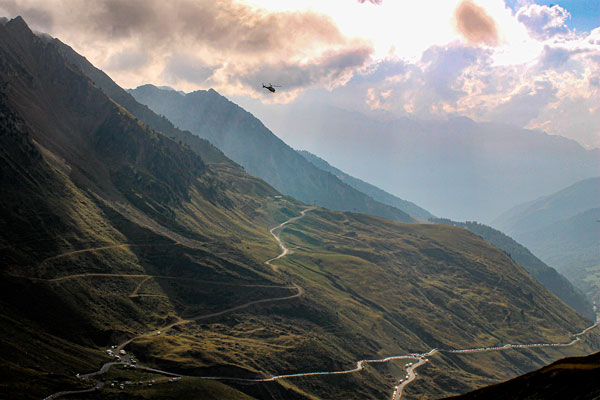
[1,0,598,148]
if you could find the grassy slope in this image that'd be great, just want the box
[431,218,594,319]
[443,351,600,400]
[491,178,600,304]
[275,210,598,398]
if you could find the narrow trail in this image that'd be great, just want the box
[116,283,303,351]
[41,244,134,264]
[41,207,600,399]
[130,276,152,297]
[189,321,598,400]
[49,272,295,290]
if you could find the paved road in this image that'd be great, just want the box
[42,381,104,400]
[42,209,310,399]
[392,356,429,400]
[41,207,600,399]
[265,207,316,271]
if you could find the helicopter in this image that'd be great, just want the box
[262,83,281,93]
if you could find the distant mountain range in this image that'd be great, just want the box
[431,218,594,318]
[493,177,600,304]
[128,84,417,223]
[298,150,434,221]
[233,100,600,221]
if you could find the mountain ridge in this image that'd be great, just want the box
[298,149,434,221]
[492,178,600,305]
[128,84,417,223]
[444,351,600,400]
[431,218,595,319]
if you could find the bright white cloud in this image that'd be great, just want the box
[516,3,571,40]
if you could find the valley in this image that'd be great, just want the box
[1,15,599,400]
[43,207,599,399]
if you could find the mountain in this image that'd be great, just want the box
[0,16,296,399]
[51,39,234,168]
[444,351,600,400]
[1,16,599,400]
[298,150,434,221]
[431,219,594,319]
[231,100,600,222]
[492,178,600,304]
[128,84,417,223]
[493,177,600,236]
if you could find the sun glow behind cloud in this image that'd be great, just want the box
[243,0,462,60]
[1,0,598,147]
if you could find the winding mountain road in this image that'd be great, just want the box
[42,207,599,400]
[265,207,315,271]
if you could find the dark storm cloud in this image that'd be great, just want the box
[0,0,53,31]
[104,48,151,71]
[10,0,348,57]
[455,1,499,46]
[175,2,345,55]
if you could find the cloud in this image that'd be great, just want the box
[454,0,499,46]
[228,46,372,92]
[0,0,371,95]
[357,0,383,4]
[516,4,570,40]
[161,53,219,85]
[104,48,151,71]
[421,44,486,101]
[538,45,586,72]
[306,21,600,147]
[489,80,557,126]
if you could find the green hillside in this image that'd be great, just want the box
[492,179,600,305]
[431,219,594,319]
[518,208,600,304]
[1,16,599,400]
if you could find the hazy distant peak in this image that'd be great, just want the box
[133,83,166,92]
[0,16,8,25]
[157,85,185,95]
